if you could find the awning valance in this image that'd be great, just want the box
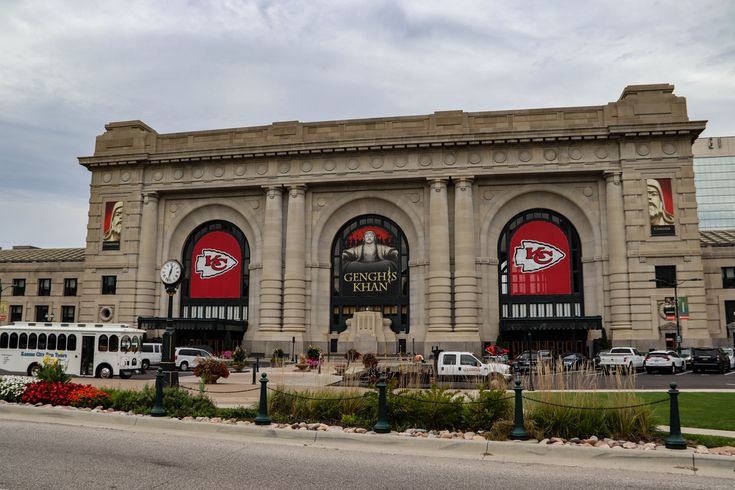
[500,316,602,332]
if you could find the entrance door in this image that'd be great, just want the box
[81,336,95,375]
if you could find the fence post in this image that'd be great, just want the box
[665,382,686,449]
[151,368,166,417]
[254,373,271,426]
[510,380,529,440]
[373,374,391,433]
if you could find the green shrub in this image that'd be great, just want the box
[268,387,375,426]
[462,389,512,432]
[388,386,464,431]
[217,406,257,420]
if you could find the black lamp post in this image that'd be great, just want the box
[649,277,702,355]
[291,336,296,363]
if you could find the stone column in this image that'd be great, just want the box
[135,191,159,318]
[427,178,452,332]
[604,171,632,330]
[258,186,284,332]
[453,177,479,332]
[283,184,306,332]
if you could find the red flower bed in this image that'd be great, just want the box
[20,381,111,408]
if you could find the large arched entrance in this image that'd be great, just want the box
[330,214,410,335]
[497,209,601,356]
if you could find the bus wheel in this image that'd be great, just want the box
[28,363,41,377]
[96,365,113,379]
[141,360,150,370]
[119,370,132,380]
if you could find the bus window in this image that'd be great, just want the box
[1,333,8,349]
[9,333,18,349]
[29,333,37,349]
[67,334,77,351]
[121,335,131,353]
[19,333,28,349]
[58,334,67,351]
[48,334,57,350]
[131,336,140,353]
[98,335,109,352]
[38,334,47,350]
[109,335,119,352]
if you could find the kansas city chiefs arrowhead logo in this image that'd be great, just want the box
[513,240,566,273]
[195,249,239,279]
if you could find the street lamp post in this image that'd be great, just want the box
[649,277,702,355]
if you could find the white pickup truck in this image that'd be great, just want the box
[598,347,646,373]
[436,351,511,381]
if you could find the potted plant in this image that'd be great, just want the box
[193,357,230,384]
[295,354,309,371]
[231,346,247,372]
[271,347,286,367]
[306,345,322,370]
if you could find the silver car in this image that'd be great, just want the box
[644,350,685,374]
[722,347,735,369]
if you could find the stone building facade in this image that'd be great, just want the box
[3,84,734,355]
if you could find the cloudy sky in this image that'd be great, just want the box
[1,0,733,250]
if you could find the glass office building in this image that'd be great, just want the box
[693,136,735,230]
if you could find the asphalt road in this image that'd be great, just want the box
[0,418,733,490]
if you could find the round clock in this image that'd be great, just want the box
[160,259,183,286]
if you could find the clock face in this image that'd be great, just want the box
[160,260,182,285]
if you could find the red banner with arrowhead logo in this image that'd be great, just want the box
[190,231,242,298]
[510,220,571,295]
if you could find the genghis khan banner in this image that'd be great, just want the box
[647,178,675,236]
[190,230,242,298]
[102,201,123,250]
[340,226,399,297]
[510,220,571,295]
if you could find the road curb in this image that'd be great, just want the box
[1,403,734,479]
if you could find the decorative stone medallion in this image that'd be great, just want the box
[301,161,312,172]
[347,159,360,170]
[394,156,407,168]
[583,186,593,197]
[279,162,291,174]
[519,150,532,162]
[636,144,650,156]
[543,149,557,161]
[256,163,268,175]
[493,151,507,163]
[153,170,163,181]
[173,168,184,180]
[468,152,482,164]
[121,172,130,182]
[213,167,225,178]
[102,172,112,183]
[594,147,609,159]
[192,167,204,179]
[370,157,384,169]
[569,148,582,160]
[324,160,336,171]
[419,154,432,167]
[662,143,676,155]
[443,152,457,165]
[235,165,246,176]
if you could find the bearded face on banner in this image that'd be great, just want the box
[103,201,123,243]
[647,179,675,226]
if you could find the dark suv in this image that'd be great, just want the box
[691,347,730,374]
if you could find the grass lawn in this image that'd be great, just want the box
[636,392,735,431]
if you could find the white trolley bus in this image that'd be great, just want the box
[0,322,144,379]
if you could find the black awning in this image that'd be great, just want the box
[500,316,602,332]
[137,317,247,333]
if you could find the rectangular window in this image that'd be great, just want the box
[63,278,78,296]
[654,266,677,288]
[10,305,23,322]
[61,305,75,323]
[35,305,49,322]
[725,300,735,326]
[38,278,51,296]
[12,278,26,296]
[101,275,117,295]
[723,267,735,289]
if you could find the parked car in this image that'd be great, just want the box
[678,347,693,369]
[141,342,163,370]
[690,347,730,374]
[512,350,553,373]
[561,352,587,371]
[644,350,685,374]
[721,347,735,369]
[598,347,646,373]
[175,347,215,371]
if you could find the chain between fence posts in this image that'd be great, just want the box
[254,373,271,426]
[373,374,390,433]
[664,382,686,449]
[510,380,529,440]
[151,368,166,417]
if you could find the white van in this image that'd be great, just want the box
[437,351,511,381]
[141,343,163,370]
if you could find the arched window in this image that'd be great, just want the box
[38,334,47,350]
[1,333,9,348]
[58,334,67,351]
[120,336,131,353]
[19,333,28,349]
[109,335,119,352]
[47,334,57,350]
[180,220,250,322]
[98,335,108,352]
[67,334,77,351]
[330,214,410,334]
[9,333,18,349]
[28,333,37,349]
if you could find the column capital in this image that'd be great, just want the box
[142,191,159,204]
[603,171,622,185]
[428,178,448,191]
[454,176,474,191]
[263,185,284,199]
[287,184,307,198]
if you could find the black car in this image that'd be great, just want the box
[691,347,730,374]
[561,352,587,370]
[512,350,553,373]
